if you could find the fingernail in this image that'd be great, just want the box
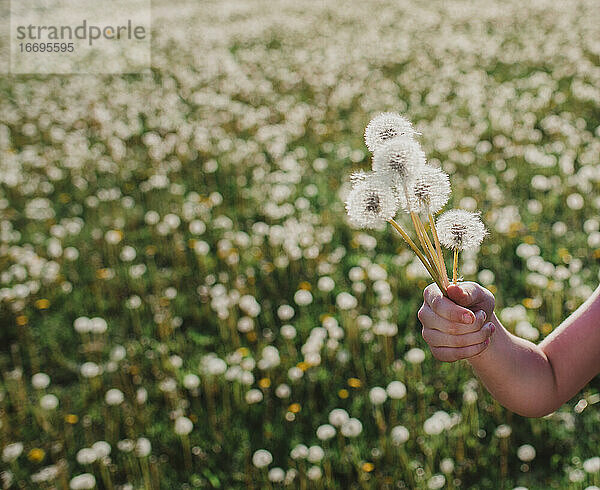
[463,313,474,324]
[490,323,495,334]
[484,338,490,346]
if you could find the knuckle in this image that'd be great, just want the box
[417,306,425,323]
[424,284,435,301]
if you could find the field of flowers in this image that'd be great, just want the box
[1,0,600,488]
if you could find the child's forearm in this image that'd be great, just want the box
[467,314,559,417]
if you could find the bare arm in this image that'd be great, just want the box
[468,285,600,417]
[420,282,600,418]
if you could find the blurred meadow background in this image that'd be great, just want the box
[1,0,600,488]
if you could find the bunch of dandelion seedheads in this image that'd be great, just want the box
[345,113,486,295]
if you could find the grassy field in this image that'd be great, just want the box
[1,0,600,488]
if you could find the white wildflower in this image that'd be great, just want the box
[252,449,273,468]
[174,416,193,436]
[364,112,417,152]
[372,138,425,181]
[391,425,410,445]
[437,209,487,251]
[404,165,451,214]
[345,172,399,229]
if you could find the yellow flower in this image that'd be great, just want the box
[297,362,310,372]
[28,448,45,462]
[35,299,50,310]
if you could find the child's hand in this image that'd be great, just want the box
[418,282,496,362]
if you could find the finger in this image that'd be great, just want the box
[423,283,442,306]
[418,305,485,334]
[422,321,492,348]
[447,281,484,308]
[424,287,476,324]
[430,339,490,362]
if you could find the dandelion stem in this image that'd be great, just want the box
[388,219,447,296]
[410,211,446,289]
[428,211,449,287]
[412,212,441,275]
[453,249,459,284]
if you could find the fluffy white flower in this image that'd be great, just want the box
[405,347,425,364]
[372,138,425,181]
[135,438,151,457]
[583,456,600,473]
[345,172,399,229]
[364,112,417,152]
[440,458,455,473]
[290,444,309,460]
[183,374,200,390]
[436,209,487,251]
[31,372,51,389]
[336,292,357,310]
[340,418,363,437]
[307,445,324,463]
[369,387,388,405]
[105,388,124,406]
[2,442,23,463]
[391,425,410,445]
[245,389,263,404]
[386,381,407,399]
[403,165,451,214]
[80,362,102,378]
[428,474,446,490]
[252,449,273,468]
[316,424,336,440]
[268,468,285,482]
[494,424,512,438]
[69,474,96,490]
[92,441,111,459]
[76,448,97,465]
[174,416,193,435]
[40,394,59,410]
[328,408,349,427]
[307,466,323,480]
[517,444,536,462]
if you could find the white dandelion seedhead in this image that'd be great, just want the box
[372,137,426,182]
[436,209,487,251]
[345,172,399,229]
[364,112,418,152]
[349,170,368,186]
[402,165,451,214]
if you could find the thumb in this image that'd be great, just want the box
[446,282,479,307]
